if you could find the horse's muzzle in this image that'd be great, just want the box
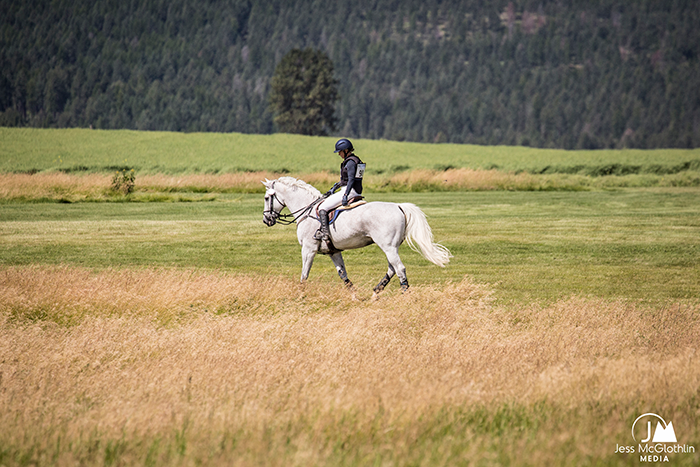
[263,214,276,226]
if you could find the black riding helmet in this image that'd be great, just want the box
[334,138,353,153]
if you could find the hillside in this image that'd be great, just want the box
[1,0,699,149]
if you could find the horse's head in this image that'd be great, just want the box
[262,177,321,227]
[262,179,285,226]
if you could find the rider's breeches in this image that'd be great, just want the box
[318,188,360,212]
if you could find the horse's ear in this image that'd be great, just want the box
[262,179,271,188]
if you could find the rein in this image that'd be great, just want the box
[265,187,322,225]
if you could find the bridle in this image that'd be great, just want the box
[263,182,322,226]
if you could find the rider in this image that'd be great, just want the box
[314,138,365,242]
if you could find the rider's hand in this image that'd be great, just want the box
[342,195,348,206]
[325,183,340,198]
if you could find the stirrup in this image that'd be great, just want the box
[313,225,330,242]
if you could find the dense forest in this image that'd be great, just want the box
[1,0,699,149]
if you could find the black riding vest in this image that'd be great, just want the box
[340,154,364,194]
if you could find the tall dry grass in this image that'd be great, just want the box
[2,170,699,202]
[0,172,113,201]
[0,172,335,201]
[1,266,699,465]
[376,168,585,191]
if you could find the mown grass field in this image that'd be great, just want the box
[1,129,699,466]
[3,127,700,175]
[1,190,699,304]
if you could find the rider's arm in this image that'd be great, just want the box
[343,159,357,201]
[324,182,340,197]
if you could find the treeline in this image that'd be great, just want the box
[1,0,699,149]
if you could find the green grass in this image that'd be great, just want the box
[2,127,700,175]
[2,189,698,304]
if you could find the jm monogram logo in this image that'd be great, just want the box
[632,413,677,443]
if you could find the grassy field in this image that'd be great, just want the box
[1,129,700,466]
[2,127,700,175]
[1,190,699,304]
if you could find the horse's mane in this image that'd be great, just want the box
[276,176,321,198]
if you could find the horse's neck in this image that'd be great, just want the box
[282,187,319,213]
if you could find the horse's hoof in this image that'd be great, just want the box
[371,292,380,301]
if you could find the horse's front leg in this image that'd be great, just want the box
[300,243,318,282]
[330,252,353,289]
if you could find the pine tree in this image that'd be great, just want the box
[268,48,339,136]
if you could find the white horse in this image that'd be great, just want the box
[262,177,451,292]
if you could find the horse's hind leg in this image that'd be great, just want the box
[330,252,353,289]
[373,265,394,293]
[376,247,409,293]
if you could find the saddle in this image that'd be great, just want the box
[322,196,366,224]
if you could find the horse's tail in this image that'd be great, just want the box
[399,203,452,267]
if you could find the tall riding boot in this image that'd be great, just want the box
[318,210,331,242]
